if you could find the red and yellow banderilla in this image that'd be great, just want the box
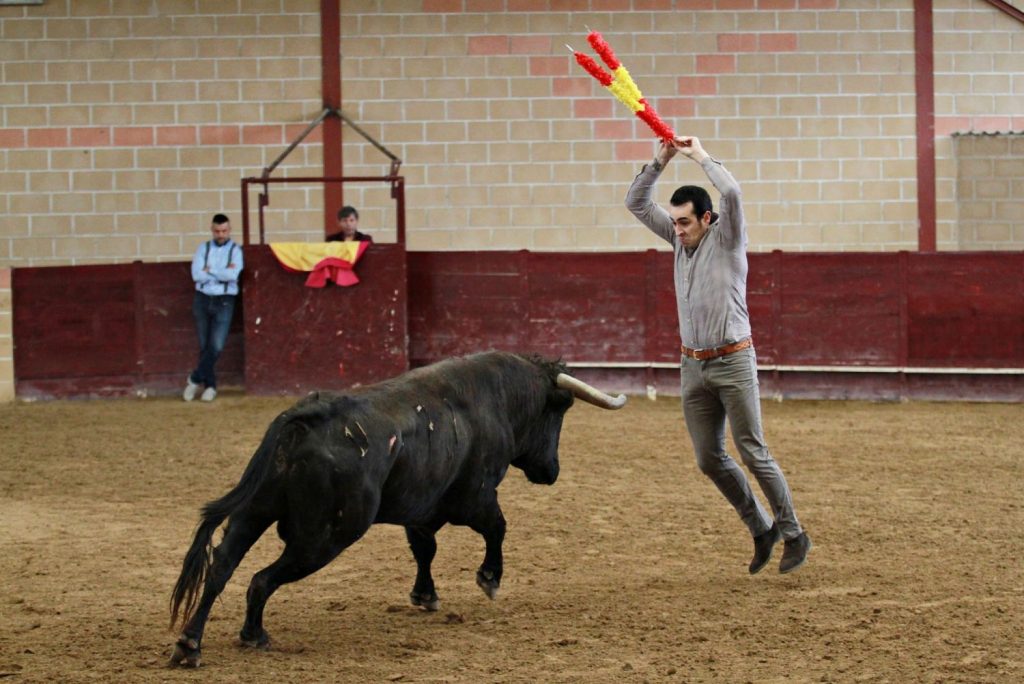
[569,31,676,142]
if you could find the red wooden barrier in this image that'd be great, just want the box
[13,261,244,398]
[242,243,408,394]
[12,250,1024,401]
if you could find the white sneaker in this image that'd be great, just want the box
[183,376,200,402]
[200,387,217,402]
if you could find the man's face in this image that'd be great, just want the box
[669,202,711,249]
[211,221,231,245]
[337,214,359,238]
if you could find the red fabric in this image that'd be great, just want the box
[305,257,361,288]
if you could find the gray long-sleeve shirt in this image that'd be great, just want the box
[625,156,751,350]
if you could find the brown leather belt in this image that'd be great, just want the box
[680,337,752,361]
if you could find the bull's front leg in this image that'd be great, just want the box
[405,524,441,611]
[469,501,506,600]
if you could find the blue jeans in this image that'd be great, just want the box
[680,346,803,540]
[190,292,236,389]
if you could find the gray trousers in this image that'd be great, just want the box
[680,346,803,540]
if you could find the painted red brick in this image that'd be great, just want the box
[657,97,696,117]
[510,35,551,54]
[591,0,635,8]
[677,76,718,95]
[971,116,1012,133]
[28,128,68,148]
[615,141,655,161]
[71,127,111,146]
[465,0,502,10]
[696,54,736,74]
[717,33,758,52]
[422,0,462,11]
[0,129,25,148]
[758,0,797,8]
[633,0,676,9]
[467,35,508,55]
[595,120,633,139]
[242,125,283,145]
[549,0,584,9]
[113,127,154,146]
[717,0,756,8]
[200,125,240,145]
[799,0,838,8]
[574,99,613,119]
[156,126,197,146]
[759,33,797,52]
[507,0,553,10]
[285,124,323,143]
[530,56,568,77]
[934,117,970,137]
[553,77,594,98]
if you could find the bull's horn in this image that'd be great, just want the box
[556,373,628,410]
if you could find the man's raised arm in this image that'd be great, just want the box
[678,136,746,247]
[625,141,678,244]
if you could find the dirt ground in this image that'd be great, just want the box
[0,392,1021,683]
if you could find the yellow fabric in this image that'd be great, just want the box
[606,66,644,113]
[269,242,362,271]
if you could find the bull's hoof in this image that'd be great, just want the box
[167,635,201,668]
[238,629,271,650]
[476,569,500,600]
[409,590,440,612]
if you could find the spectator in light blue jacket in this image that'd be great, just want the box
[183,214,242,402]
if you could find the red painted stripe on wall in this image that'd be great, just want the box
[529,56,569,76]
[1,125,294,149]
[0,129,25,148]
[420,0,833,9]
[468,35,509,55]
[573,99,613,118]
[717,33,798,52]
[510,36,552,54]
[696,54,736,74]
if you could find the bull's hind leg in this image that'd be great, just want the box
[469,501,506,600]
[168,513,271,667]
[239,491,379,648]
[406,523,444,611]
[237,543,342,649]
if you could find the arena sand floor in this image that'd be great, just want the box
[1,394,1020,682]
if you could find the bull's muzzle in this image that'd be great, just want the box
[556,373,627,410]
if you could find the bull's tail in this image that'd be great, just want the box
[168,415,290,631]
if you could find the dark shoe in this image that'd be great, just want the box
[748,523,781,575]
[779,532,812,574]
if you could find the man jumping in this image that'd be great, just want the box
[626,136,811,574]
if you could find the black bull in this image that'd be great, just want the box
[168,351,626,667]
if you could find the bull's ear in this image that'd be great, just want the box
[549,386,574,411]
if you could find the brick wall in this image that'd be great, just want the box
[934,6,1024,249]
[1,0,1022,267]
[0,268,11,401]
[953,133,1024,248]
[0,0,328,266]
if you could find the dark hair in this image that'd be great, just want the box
[669,186,712,217]
[212,213,230,225]
[337,206,359,220]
